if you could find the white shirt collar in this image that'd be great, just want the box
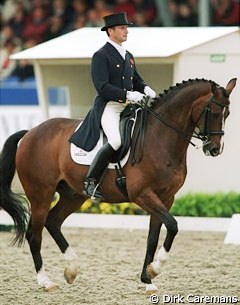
[108,39,126,60]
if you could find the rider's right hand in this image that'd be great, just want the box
[126,91,145,103]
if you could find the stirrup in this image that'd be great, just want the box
[83,179,104,200]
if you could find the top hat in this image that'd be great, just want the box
[101,12,132,31]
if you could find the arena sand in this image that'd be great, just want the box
[0,227,239,305]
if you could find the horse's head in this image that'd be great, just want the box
[193,78,237,157]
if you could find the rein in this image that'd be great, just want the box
[138,95,227,149]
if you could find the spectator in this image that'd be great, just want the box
[132,0,157,25]
[71,0,88,18]
[210,0,240,26]
[132,11,148,26]
[114,0,136,22]
[1,24,16,44]
[11,39,37,81]
[22,6,49,44]
[0,39,21,80]
[51,0,74,26]
[173,1,198,26]
[188,0,199,24]
[8,3,27,38]
[94,0,113,18]
[66,0,88,31]
[12,58,35,81]
[44,15,66,40]
[168,0,178,20]
[188,0,199,13]
[85,8,104,27]
[67,13,87,31]
[1,0,31,24]
[30,0,51,12]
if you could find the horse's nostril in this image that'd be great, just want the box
[210,147,219,156]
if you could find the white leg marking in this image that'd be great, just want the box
[150,246,169,275]
[63,247,78,261]
[156,245,169,262]
[63,247,80,284]
[37,267,57,290]
[145,283,159,295]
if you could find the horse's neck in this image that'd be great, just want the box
[147,84,211,162]
[154,83,211,131]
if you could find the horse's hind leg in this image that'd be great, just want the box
[25,194,59,292]
[45,184,86,285]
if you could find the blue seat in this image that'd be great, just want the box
[0,77,38,105]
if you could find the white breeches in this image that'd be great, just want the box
[101,101,125,151]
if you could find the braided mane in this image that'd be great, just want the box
[151,78,219,108]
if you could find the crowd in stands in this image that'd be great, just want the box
[0,0,239,81]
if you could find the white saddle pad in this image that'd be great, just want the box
[70,122,130,169]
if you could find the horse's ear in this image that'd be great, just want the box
[225,78,237,97]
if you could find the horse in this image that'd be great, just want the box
[0,78,236,294]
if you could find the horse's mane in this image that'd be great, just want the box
[151,78,219,109]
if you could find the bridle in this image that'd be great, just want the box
[192,95,228,146]
[138,94,229,149]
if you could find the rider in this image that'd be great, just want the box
[71,12,156,200]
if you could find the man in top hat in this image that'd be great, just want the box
[70,12,156,199]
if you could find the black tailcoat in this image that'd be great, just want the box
[69,42,146,151]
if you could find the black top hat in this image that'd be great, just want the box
[101,12,132,31]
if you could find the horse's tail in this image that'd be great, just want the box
[0,130,29,246]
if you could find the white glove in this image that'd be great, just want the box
[126,91,145,103]
[144,86,156,98]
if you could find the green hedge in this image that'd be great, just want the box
[79,200,145,215]
[78,192,240,217]
[171,192,240,217]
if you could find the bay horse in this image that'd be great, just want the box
[0,78,236,294]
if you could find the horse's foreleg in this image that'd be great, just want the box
[140,215,162,294]
[137,193,178,294]
[147,211,178,277]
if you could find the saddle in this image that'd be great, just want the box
[111,103,148,164]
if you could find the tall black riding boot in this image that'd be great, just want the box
[83,143,115,200]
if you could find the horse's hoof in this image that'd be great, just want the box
[64,271,76,284]
[64,267,79,284]
[44,282,59,292]
[145,283,159,295]
[64,259,80,284]
[146,264,158,279]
